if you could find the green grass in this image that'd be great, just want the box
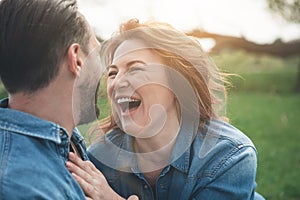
[213,50,300,199]
[227,92,300,200]
[0,82,7,99]
[213,50,299,94]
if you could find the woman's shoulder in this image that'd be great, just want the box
[190,119,258,176]
[186,120,261,199]
[191,119,257,165]
[200,119,255,149]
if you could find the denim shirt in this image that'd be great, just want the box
[88,119,265,200]
[0,98,88,199]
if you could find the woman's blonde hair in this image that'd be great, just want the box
[99,19,228,133]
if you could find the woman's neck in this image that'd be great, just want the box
[133,114,180,172]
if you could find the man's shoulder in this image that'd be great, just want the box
[0,147,85,199]
[0,107,61,143]
[0,125,85,199]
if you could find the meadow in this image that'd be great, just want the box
[0,50,299,199]
[213,51,300,200]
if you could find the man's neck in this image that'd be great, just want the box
[9,88,75,137]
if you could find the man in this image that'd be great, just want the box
[0,0,103,199]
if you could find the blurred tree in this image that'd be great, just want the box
[187,0,300,92]
[267,0,300,92]
[267,0,300,23]
[188,30,300,57]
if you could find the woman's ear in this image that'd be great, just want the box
[67,43,84,76]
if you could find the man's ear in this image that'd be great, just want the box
[67,43,84,76]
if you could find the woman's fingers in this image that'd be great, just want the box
[128,195,139,200]
[73,153,104,177]
[68,152,96,172]
[72,172,101,198]
[71,169,123,200]
[66,160,92,181]
[66,154,105,198]
[67,153,137,200]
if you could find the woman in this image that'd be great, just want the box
[67,19,264,200]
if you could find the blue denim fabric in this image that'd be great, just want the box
[88,119,265,200]
[0,98,87,199]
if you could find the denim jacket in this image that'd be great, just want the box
[88,119,264,200]
[0,98,87,199]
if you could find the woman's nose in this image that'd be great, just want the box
[112,73,130,90]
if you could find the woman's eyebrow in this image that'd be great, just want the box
[126,60,146,68]
[107,60,146,71]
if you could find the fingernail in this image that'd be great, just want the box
[66,161,71,168]
[69,152,75,160]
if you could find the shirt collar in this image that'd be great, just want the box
[112,121,198,174]
[169,120,198,174]
[0,98,77,144]
[71,127,85,143]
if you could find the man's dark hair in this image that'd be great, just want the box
[0,0,91,93]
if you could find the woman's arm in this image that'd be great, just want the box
[66,152,138,200]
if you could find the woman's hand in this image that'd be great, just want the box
[66,152,138,200]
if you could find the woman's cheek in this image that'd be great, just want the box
[107,83,113,98]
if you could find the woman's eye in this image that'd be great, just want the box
[128,66,144,73]
[108,71,117,77]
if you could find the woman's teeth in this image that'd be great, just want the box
[116,97,141,112]
[117,97,140,104]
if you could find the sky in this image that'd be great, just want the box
[77,0,300,46]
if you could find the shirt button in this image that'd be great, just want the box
[144,185,148,189]
[59,130,64,136]
[160,184,164,189]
